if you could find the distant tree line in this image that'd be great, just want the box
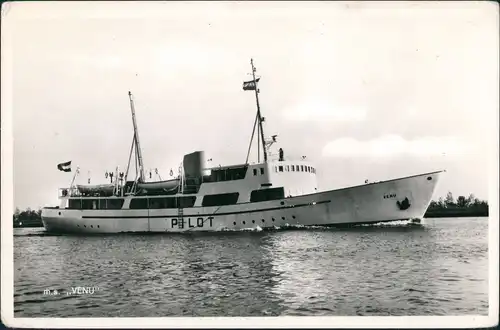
[13,208,43,228]
[425,192,489,218]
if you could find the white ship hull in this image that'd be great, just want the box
[41,171,441,234]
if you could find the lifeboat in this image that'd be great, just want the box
[77,184,115,195]
[136,178,180,191]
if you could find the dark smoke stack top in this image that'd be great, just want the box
[183,151,205,178]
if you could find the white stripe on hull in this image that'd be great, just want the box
[41,171,441,234]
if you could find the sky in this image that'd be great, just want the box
[2,1,498,210]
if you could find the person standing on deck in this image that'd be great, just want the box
[279,148,284,161]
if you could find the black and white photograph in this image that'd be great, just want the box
[1,1,498,328]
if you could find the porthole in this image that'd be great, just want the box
[91,225,93,228]
[77,225,80,227]
[282,217,285,220]
[252,220,255,223]
[58,212,61,215]
[233,222,236,225]
[272,217,275,222]
[97,225,100,228]
[84,225,86,228]
[280,201,285,205]
[292,215,296,219]
[261,219,265,223]
[243,221,246,225]
[427,176,432,181]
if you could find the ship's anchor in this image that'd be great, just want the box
[397,197,411,210]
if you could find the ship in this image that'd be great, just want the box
[41,59,443,233]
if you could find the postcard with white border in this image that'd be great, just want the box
[1,1,498,328]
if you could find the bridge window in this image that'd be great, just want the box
[165,198,177,208]
[68,199,82,209]
[253,168,257,176]
[202,193,239,207]
[275,166,278,172]
[260,168,264,175]
[291,165,295,171]
[82,199,98,210]
[149,197,168,209]
[286,165,290,172]
[210,165,248,182]
[148,197,196,208]
[250,187,285,203]
[106,198,124,209]
[278,166,283,172]
[152,197,178,208]
[178,196,196,208]
[130,198,148,209]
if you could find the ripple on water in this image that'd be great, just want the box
[13,218,489,317]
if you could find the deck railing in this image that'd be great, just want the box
[58,187,122,198]
[59,187,82,198]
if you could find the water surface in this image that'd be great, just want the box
[14,217,488,317]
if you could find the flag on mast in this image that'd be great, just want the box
[57,161,72,172]
[243,78,260,91]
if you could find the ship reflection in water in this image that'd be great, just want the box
[14,217,488,317]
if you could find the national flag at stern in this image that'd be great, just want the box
[243,78,260,91]
[57,160,72,172]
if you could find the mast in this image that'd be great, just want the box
[128,91,146,183]
[251,59,267,163]
[68,167,80,191]
[245,59,268,163]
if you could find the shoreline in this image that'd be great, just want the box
[424,212,489,218]
[13,212,488,229]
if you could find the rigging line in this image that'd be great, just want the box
[258,116,260,163]
[135,140,139,178]
[185,205,223,232]
[245,111,259,164]
[212,205,223,215]
[128,91,145,182]
[124,135,135,184]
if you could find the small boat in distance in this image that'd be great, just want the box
[41,59,443,233]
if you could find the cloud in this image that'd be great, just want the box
[282,101,367,122]
[322,134,470,158]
